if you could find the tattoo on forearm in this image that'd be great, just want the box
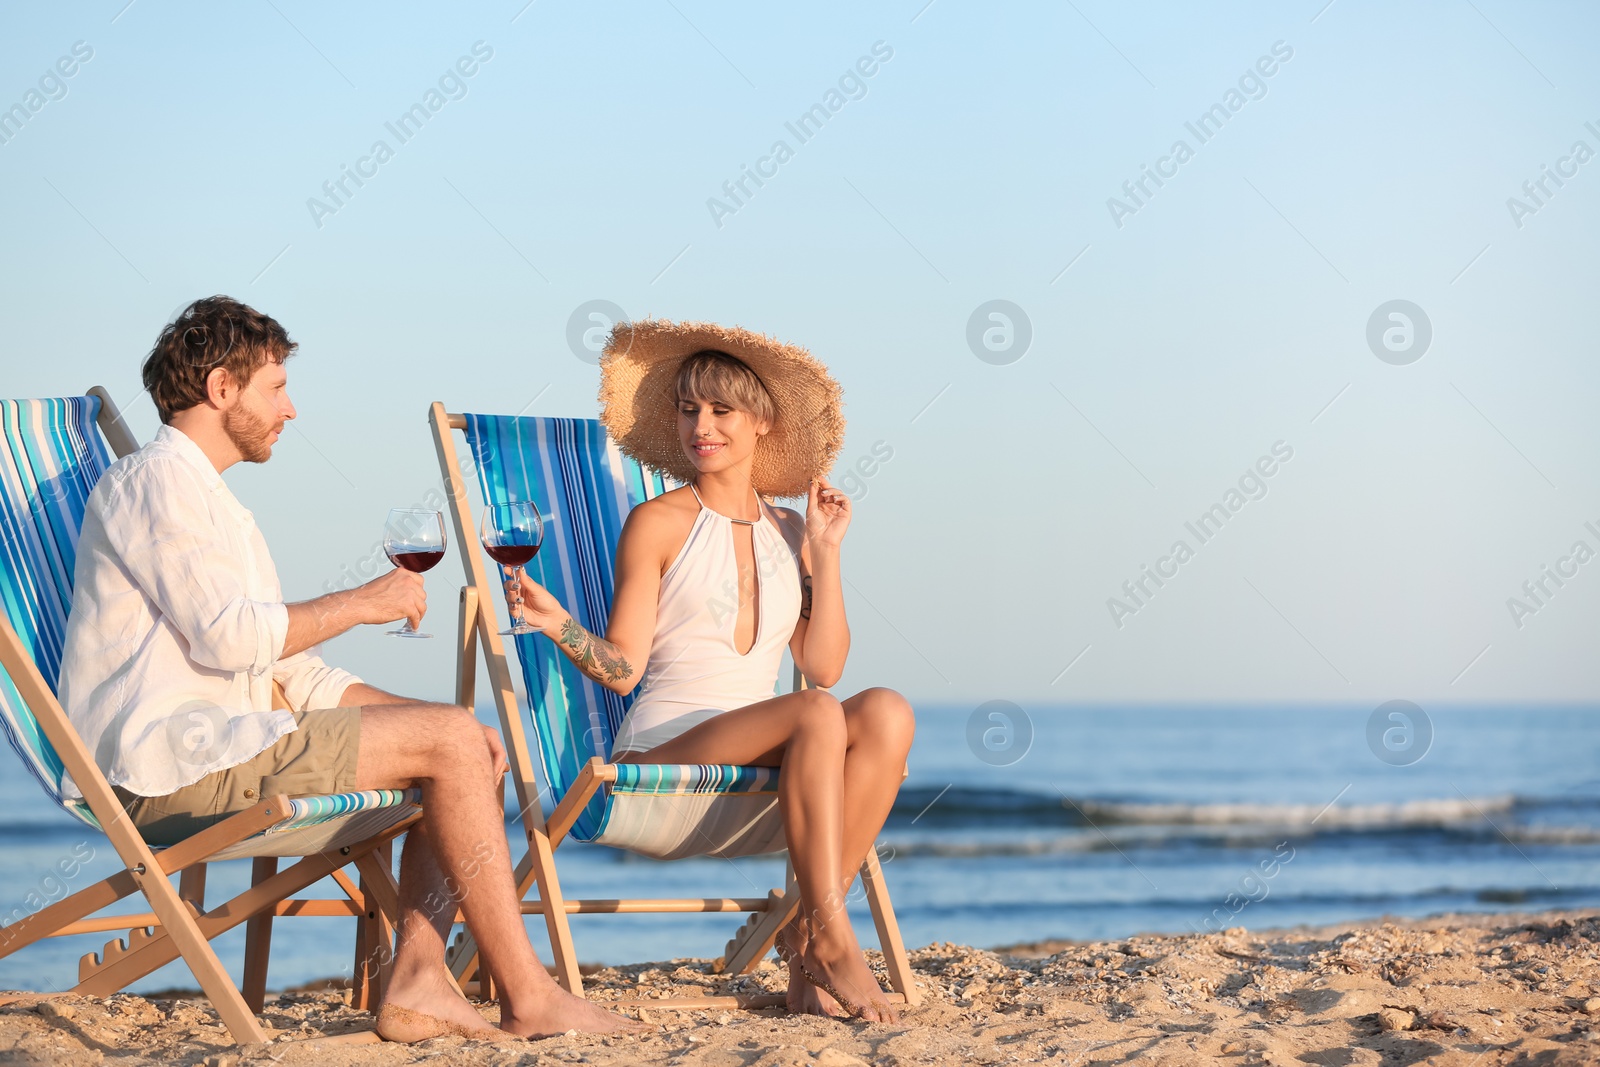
[800,576,813,620]
[558,618,633,682]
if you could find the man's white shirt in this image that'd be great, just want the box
[59,424,361,798]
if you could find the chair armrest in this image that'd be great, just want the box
[157,795,296,874]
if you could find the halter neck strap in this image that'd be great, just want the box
[688,481,759,526]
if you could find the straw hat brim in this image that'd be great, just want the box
[598,319,844,499]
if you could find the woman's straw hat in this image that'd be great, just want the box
[598,319,845,499]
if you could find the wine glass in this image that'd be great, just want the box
[481,501,544,636]
[383,508,446,638]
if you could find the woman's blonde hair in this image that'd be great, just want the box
[675,349,775,424]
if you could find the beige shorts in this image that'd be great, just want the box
[113,707,361,845]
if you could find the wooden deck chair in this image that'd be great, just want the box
[429,403,919,1010]
[0,389,423,1046]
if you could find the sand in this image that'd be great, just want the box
[3,910,1599,1066]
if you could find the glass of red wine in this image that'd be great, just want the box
[383,508,446,638]
[481,501,544,636]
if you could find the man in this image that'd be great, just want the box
[59,296,640,1041]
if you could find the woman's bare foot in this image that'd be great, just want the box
[500,983,651,1039]
[799,923,898,1025]
[778,922,843,1017]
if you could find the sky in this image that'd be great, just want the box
[3,0,1598,712]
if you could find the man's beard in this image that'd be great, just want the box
[224,405,277,464]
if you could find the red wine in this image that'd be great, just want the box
[484,543,539,567]
[389,549,445,573]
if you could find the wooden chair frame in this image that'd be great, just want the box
[0,388,421,1046]
[429,403,919,1010]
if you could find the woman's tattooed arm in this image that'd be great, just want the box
[557,618,635,684]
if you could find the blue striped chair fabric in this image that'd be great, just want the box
[0,396,114,827]
[609,763,778,795]
[463,414,785,858]
[0,396,416,850]
[204,787,423,861]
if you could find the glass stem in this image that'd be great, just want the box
[512,565,524,629]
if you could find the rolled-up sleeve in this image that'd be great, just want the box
[98,460,286,676]
[274,647,363,712]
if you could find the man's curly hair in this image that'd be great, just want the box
[141,296,296,423]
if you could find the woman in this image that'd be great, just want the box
[503,319,914,1022]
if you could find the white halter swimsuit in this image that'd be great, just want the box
[611,483,805,757]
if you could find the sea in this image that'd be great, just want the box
[2,705,1596,995]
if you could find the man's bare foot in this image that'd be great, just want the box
[500,984,651,1039]
[376,1003,512,1043]
[799,928,898,1025]
[778,923,843,1017]
[379,974,500,1039]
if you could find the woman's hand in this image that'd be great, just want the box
[805,477,851,549]
[504,567,569,634]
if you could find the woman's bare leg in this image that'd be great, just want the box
[838,688,916,900]
[618,687,913,1021]
[778,687,915,1015]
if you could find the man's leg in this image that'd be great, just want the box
[381,822,498,1033]
[356,701,642,1037]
